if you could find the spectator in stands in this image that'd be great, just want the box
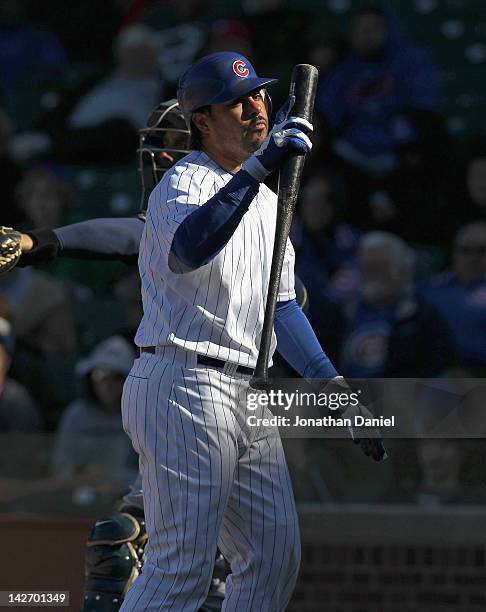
[15,167,71,229]
[387,439,486,506]
[11,24,161,164]
[316,5,441,226]
[303,37,348,172]
[0,0,68,91]
[308,36,347,81]
[68,24,161,133]
[123,0,210,87]
[415,439,486,505]
[375,110,456,246]
[0,298,41,432]
[294,174,361,301]
[339,232,456,377]
[0,266,77,356]
[422,222,486,374]
[205,18,253,58]
[51,335,137,490]
[0,203,77,418]
[373,145,486,251]
[293,173,360,359]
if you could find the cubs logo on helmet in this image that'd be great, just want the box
[177,51,278,128]
[232,59,249,78]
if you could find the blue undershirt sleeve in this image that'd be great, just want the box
[169,169,260,272]
[274,298,338,380]
[54,217,144,263]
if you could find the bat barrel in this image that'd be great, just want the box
[289,63,320,122]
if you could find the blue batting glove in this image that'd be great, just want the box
[242,95,313,182]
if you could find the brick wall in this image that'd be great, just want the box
[290,504,486,612]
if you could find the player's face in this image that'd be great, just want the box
[223,89,269,152]
[199,89,269,169]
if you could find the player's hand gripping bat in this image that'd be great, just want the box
[251,64,319,389]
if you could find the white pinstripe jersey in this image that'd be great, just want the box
[135,150,296,367]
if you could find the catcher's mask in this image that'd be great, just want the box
[138,99,191,218]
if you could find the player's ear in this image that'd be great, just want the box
[191,111,211,137]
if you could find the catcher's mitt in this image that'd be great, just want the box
[0,226,22,275]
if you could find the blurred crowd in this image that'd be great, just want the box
[1,0,486,513]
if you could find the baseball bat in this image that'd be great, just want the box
[251,63,319,390]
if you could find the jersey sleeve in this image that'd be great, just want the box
[277,237,296,301]
[146,164,221,264]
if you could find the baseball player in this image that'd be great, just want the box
[120,51,384,612]
[0,98,309,612]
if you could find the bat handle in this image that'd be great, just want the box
[251,357,271,390]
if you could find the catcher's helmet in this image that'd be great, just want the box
[177,51,278,128]
[138,99,191,217]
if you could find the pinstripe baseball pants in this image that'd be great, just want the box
[120,346,300,611]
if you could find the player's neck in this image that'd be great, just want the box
[201,143,244,174]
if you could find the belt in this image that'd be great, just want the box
[140,347,254,376]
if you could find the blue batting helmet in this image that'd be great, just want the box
[177,51,278,127]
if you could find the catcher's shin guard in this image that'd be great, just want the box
[81,508,146,612]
